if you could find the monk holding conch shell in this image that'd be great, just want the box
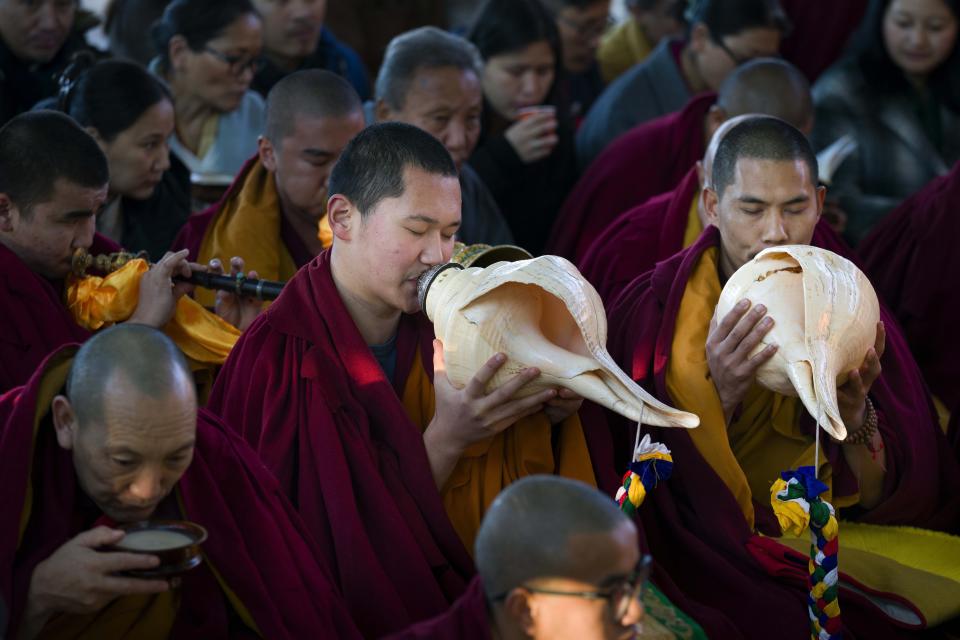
[603,116,960,637]
[207,122,599,638]
[2,325,360,639]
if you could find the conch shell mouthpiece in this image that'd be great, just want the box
[418,256,699,429]
[715,246,881,441]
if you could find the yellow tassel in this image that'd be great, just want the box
[627,475,646,507]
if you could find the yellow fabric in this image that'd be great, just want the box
[665,247,854,530]
[196,113,220,161]
[65,259,240,365]
[194,157,299,308]
[681,189,703,249]
[779,523,960,626]
[932,394,950,433]
[401,348,597,552]
[38,594,177,640]
[318,214,333,249]
[598,19,654,84]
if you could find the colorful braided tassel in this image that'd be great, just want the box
[771,466,842,640]
[615,434,673,516]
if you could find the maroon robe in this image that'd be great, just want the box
[384,576,489,640]
[545,93,715,262]
[579,167,700,304]
[779,0,870,83]
[600,225,960,637]
[171,155,314,268]
[0,233,119,394]
[0,346,361,639]
[205,250,474,638]
[861,162,960,412]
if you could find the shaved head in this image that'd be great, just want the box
[475,475,634,599]
[264,69,364,147]
[716,58,812,133]
[703,114,757,188]
[66,324,195,425]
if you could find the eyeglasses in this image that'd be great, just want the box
[711,37,749,66]
[492,555,652,621]
[203,46,265,76]
[556,14,616,41]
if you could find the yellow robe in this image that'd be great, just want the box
[400,349,597,552]
[598,19,654,84]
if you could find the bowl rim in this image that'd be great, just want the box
[114,519,208,551]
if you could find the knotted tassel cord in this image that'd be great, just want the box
[615,405,674,516]
[770,404,841,640]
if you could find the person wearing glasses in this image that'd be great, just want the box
[466,0,579,254]
[150,0,266,180]
[576,0,788,167]
[539,0,613,124]
[389,476,677,640]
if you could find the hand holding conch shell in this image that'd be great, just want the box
[714,246,882,441]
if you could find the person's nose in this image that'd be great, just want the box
[34,2,59,30]
[621,595,645,628]
[127,467,164,503]
[762,212,789,244]
[156,146,171,173]
[74,215,96,250]
[421,233,445,267]
[444,121,467,157]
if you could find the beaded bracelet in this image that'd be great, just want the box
[844,397,878,445]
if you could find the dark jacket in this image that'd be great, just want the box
[812,58,960,246]
[252,27,371,101]
[468,107,579,256]
[0,32,99,126]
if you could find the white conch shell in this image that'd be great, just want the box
[419,256,699,428]
[715,246,880,440]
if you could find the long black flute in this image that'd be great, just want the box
[181,270,285,301]
[72,249,286,301]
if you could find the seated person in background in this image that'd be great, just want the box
[0,111,255,394]
[249,0,371,101]
[150,0,266,179]
[861,161,960,422]
[3,325,360,639]
[375,27,514,246]
[173,69,365,309]
[604,116,960,636]
[812,0,959,246]
[550,57,812,262]
[207,123,596,637]
[576,0,787,167]
[540,0,610,123]
[0,0,94,126]
[59,55,191,261]
[391,475,663,640]
[597,0,686,84]
[467,0,579,255]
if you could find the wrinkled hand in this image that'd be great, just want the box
[128,249,192,328]
[543,388,583,425]
[428,340,556,451]
[706,299,778,422]
[21,527,169,639]
[504,111,558,164]
[836,321,885,434]
[822,199,848,235]
[211,256,264,331]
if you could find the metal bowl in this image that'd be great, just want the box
[111,520,208,578]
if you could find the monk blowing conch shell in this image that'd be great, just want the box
[715,245,881,441]
[418,255,699,429]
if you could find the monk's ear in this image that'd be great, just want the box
[327,193,357,241]
[374,99,393,123]
[51,395,79,451]
[688,23,710,54]
[705,106,727,142]
[259,136,277,172]
[168,35,190,73]
[815,185,826,218]
[504,588,537,635]
[0,193,18,232]
[695,160,706,189]
[703,187,721,227]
